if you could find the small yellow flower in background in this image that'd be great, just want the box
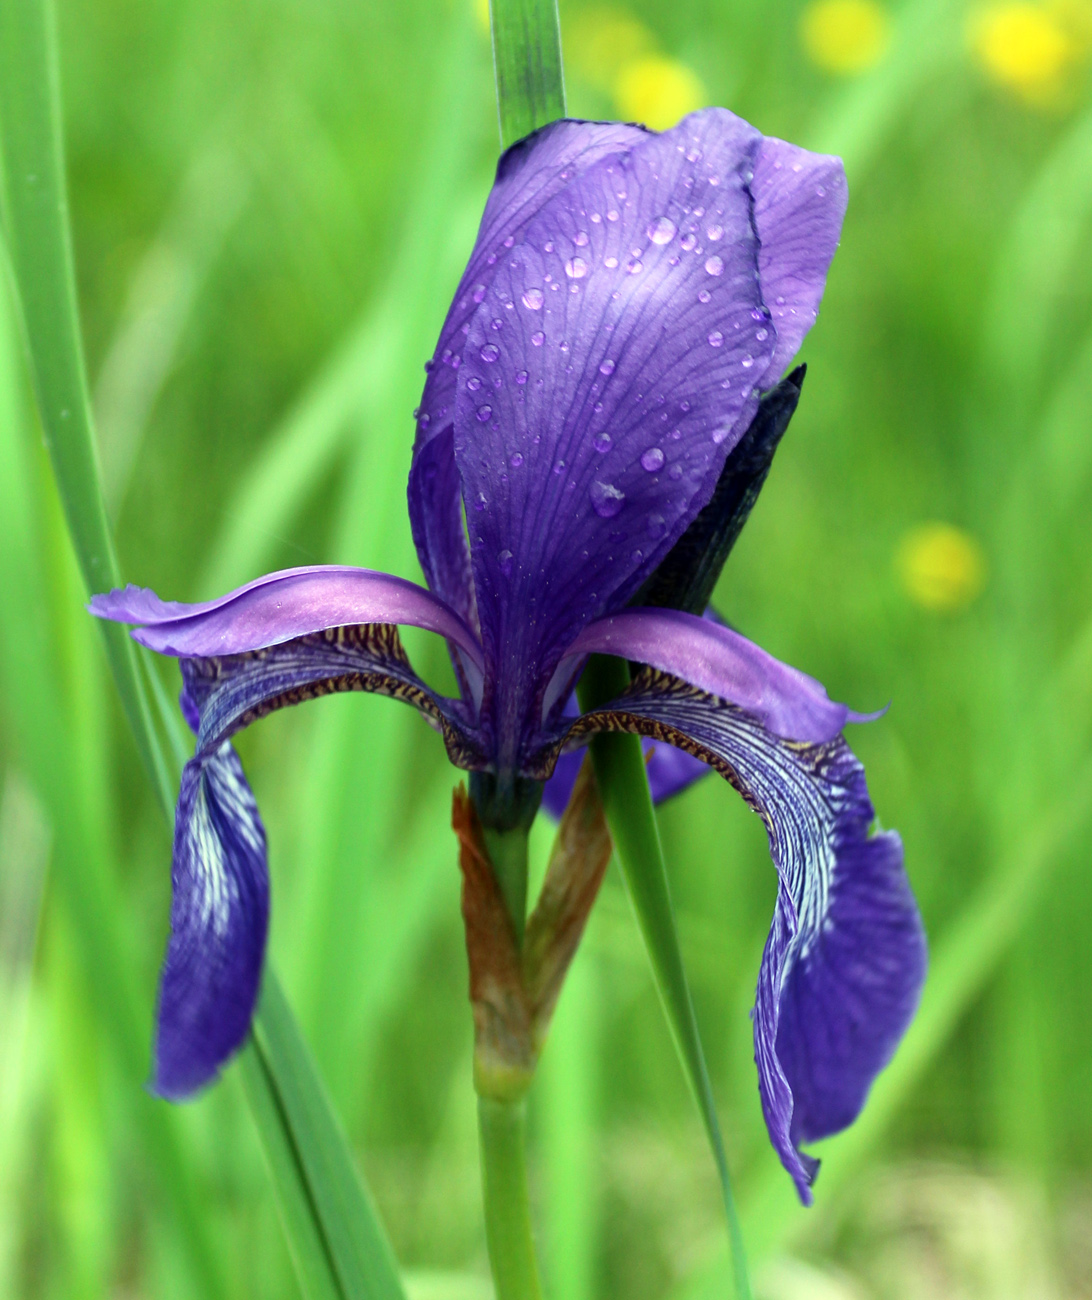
[614,55,708,129]
[475,0,491,36]
[897,523,987,613]
[969,2,1081,103]
[800,0,892,74]
[566,7,656,88]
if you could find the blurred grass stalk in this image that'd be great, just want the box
[0,0,409,1296]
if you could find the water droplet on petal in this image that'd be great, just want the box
[698,289,711,304]
[707,224,724,241]
[599,359,616,376]
[565,256,588,279]
[641,447,665,472]
[498,549,514,576]
[531,331,545,347]
[648,512,667,538]
[680,232,697,251]
[480,343,500,363]
[606,209,619,222]
[604,255,618,269]
[522,287,544,310]
[741,354,754,368]
[647,216,676,244]
[573,230,589,246]
[466,376,481,391]
[591,481,625,517]
[708,330,723,347]
[476,404,493,422]
[594,432,612,453]
[626,258,643,275]
[472,283,487,303]
[516,369,528,385]
[509,452,523,468]
[705,255,724,276]
[756,327,769,341]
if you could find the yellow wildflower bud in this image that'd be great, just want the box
[969,3,1077,102]
[897,523,987,613]
[614,55,707,131]
[800,0,892,74]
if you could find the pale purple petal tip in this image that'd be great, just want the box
[566,607,855,743]
[90,565,484,669]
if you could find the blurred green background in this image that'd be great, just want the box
[2,0,1092,1294]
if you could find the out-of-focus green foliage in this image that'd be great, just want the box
[1,0,1091,1294]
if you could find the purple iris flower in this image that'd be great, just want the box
[91,109,925,1202]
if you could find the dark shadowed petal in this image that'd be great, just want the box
[563,606,874,742]
[89,565,483,668]
[555,669,924,1201]
[457,109,781,766]
[409,121,650,619]
[154,743,268,1099]
[752,138,847,379]
[181,624,485,770]
[540,735,708,818]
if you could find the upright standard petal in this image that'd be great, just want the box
[89,565,483,668]
[155,743,268,1099]
[410,121,650,621]
[456,109,780,766]
[752,138,847,378]
[557,670,925,1200]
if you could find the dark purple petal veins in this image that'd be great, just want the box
[541,735,708,818]
[456,109,780,767]
[410,121,650,622]
[154,743,268,1099]
[182,624,486,771]
[564,606,873,742]
[555,669,924,1201]
[89,566,483,671]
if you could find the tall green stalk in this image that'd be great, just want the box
[489,0,565,148]
[0,0,405,1296]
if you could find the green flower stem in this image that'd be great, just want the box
[488,0,565,149]
[577,655,752,1300]
[483,826,531,944]
[478,1097,545,1300]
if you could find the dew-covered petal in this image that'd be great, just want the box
[563,606,874,742]
[558,670,925,1201]
[410,121,651,619]
[154,743,268,1100]
[89,565,483,669]
[752,138,847,378]
[182,624,485,770]
[456,109,780,765]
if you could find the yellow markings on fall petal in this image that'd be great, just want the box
[800,0,892,74]
[969,2,1087,104]
[614,56,708,129]
[897,523,988,613]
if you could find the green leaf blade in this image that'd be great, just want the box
[488,0,566,148]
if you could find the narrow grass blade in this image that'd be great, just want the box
[0,3,407,1295]
[251,972,407,1300]
[489,0,565,148]
[0,0,173,817]
[578,657,751,1300]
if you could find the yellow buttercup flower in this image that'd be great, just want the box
[969,3,1078,102]
[800,0,892,74]
[614,55,707,130]
[566,7,656,88]
[897,523,987,613]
